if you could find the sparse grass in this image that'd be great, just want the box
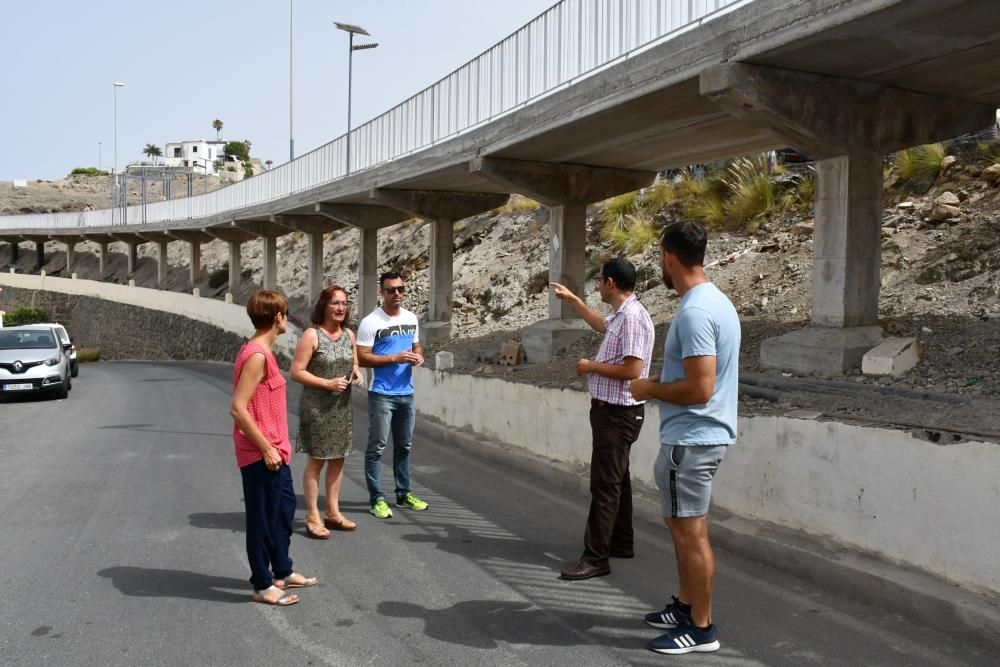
[779,169,815,213]
[77,349,100,363]
[600,191,640,226]
[893,143,946,183]
[599,209,658,256]
[641,181,675,211]
[977,141,1000,162]
[723,155,775,225]
[684,195,727,227]
[499,194,541,214]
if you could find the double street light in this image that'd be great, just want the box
[334,22,377,175]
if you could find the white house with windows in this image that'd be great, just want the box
[162,139,228,175]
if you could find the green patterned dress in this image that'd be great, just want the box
[295,327,354,459]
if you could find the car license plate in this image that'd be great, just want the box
[3,383,33,391]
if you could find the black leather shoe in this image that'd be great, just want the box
[560,560,611,580]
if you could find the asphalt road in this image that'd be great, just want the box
[0,362,994,666]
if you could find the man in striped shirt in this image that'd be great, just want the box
[551,257,655,581]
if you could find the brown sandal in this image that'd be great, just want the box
[305,515,330,540]
[324,515,358,531]
[252,585,299,606]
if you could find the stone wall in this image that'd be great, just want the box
[0,285,246,363]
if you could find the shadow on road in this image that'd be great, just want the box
[188,512,244,532]
[400,525,536,562]
[97,566,247,603]
[377,599,629,650]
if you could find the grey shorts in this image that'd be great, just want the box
[654,444,727,518]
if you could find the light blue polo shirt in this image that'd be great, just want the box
[659,282,740,446]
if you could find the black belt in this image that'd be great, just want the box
[591,399,642,409]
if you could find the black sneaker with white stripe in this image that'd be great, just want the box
[643,596,692,629]
[648,622,721,655]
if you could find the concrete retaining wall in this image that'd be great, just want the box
[413,367,1000,596]
[0,273,299,363]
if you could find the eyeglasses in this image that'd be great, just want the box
[382,286,405,294]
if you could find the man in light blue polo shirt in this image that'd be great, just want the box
[357,271,428,520]
[630,221,740,656]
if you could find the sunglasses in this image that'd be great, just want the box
[382,286,406,294]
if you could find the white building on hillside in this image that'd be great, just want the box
[162,139,228,175]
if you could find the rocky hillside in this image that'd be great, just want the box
[3,139,1000,404]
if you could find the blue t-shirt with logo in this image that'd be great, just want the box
[357,307,420,396]
[659,282,740,446]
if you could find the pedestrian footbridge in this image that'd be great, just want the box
[3,0,999,371]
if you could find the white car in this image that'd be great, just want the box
[38,322,78,377]
[0,325,72,399]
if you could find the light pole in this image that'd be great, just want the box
[334,22,377,175]
[289,0,294,161]
[98,141,102,171]
[113,81,125,223]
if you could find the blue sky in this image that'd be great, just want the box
[0,0,553,181]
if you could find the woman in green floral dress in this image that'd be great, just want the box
[291,285,365,539]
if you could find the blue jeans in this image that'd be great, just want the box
[365,392,415,504]
[240,461,295,591]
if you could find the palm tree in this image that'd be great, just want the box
[212,119,223,141]
[142,144,162,166]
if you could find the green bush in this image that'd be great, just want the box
[76,348,100,363]
[70,167,109,176]
[4,306,47,326]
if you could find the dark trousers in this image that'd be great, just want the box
[582,401,645,567]
[241,460,295,591]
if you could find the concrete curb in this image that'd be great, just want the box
[415,414,1000,649]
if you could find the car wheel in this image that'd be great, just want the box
[71,363,79,378]
[55,381,69,400]
[67,376,72,391]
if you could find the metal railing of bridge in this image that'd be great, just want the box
[2,0,744,232]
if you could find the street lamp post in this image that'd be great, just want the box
[113,81,125,223]
[289,0,294,161]
[334,22,377,176]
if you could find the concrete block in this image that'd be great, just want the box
[224,292,233,304]
[421,320,452,348]
[40,270,46,277]
[71,272,78,280]
[760,326,883,376]
[9,268,15,274]
[522,318,590,364]
[862,337,920,376]
[192,288,201,298]
[128,279,135,287]
[434,351,454,370]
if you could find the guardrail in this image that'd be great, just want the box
[1,0,744,231]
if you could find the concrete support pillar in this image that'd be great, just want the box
[424,220,455,344]
[156,239,169,288]
[98,243,109,275]
[307,232,324,305]
[358,228,378,320]
[35,242,44,271]
[520,204,591,364]
[812,151,882,327]
[64,242,76,275]
[547,204,587,319]
[11,242,19,262]
[189,241,202,287]
[262,236,278,291]
[228,240,242,293]
[127,243,138,276]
